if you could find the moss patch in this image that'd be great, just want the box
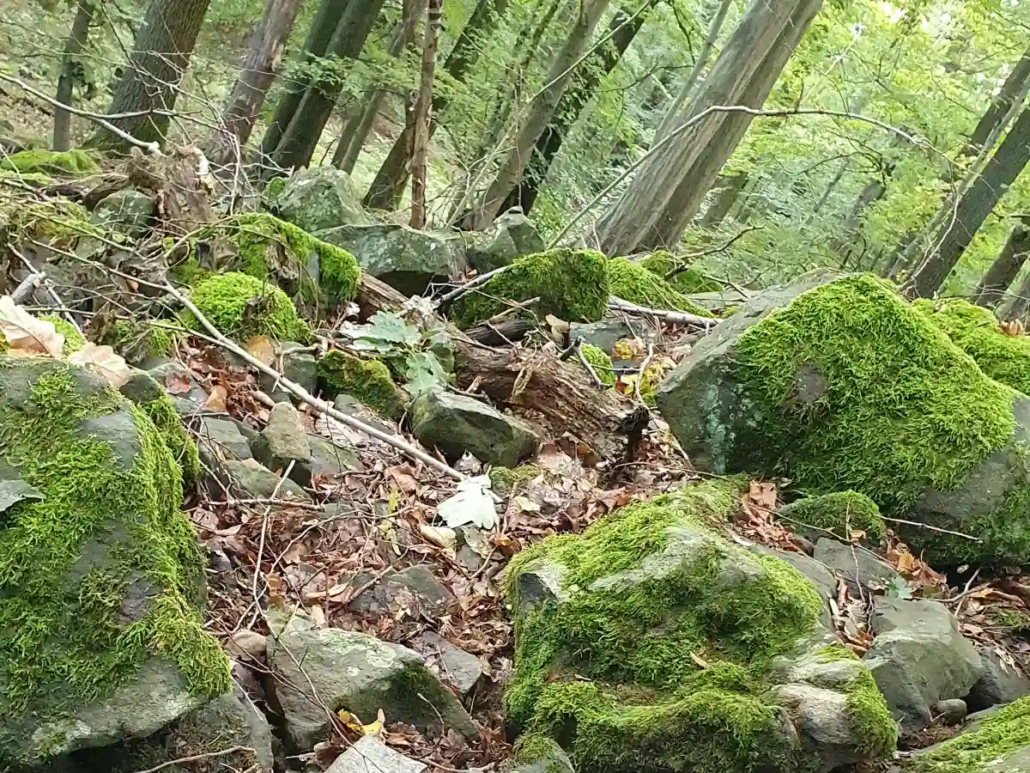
[778,491,886,543]
[489,464,540,497]
[815,645,898,756]
[39,315,85,354]
[447,249,609,328]
[0,359,228,756]
[607,257,712,316]
[580,343,616,387]
[640,251,722,295]
[183,271,309,342]
[317,349,408,420]
[0,149,99,176]
[101,320,175,363]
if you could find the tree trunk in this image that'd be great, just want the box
[972,224,1030,308]
[409,0,443,229]
[595,0,824,255]
[259,0,351,164]
[363,0,511,210]
[1004,270,1030,322]
[962,45,1030,161]
[829,179,887,258]
[332,0,426,173]
[475,0,613,227]
[207,0,305,165]
[270,0,388,171]
[54,0,95,152]
[906,107,1030,298]
[95,0,213,150]
[497,4,652,216]
[699,172,748,228]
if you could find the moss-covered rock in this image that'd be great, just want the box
[579,343,616,387]
[778,491,886,543]
[640,251,722,295]
[504,479,894,773]
[0,357,229,765]
[89,188,156,237]
[317,349,408,420]
[100,319,175,364]
[271,165,370,233]
[0,149,99,176]
[184,271,309,342]
[119,369,201,486]
[607,257,713,316]
[914,298,1030,395]
[448,248,609,329]
[656,273,1030,566]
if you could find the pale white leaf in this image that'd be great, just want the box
[0,296,64,358]
[69,343,132,387]
[438,475,497,529]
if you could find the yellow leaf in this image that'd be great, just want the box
[0,296,64,358]
[245,335,277,366]
[336,709,365,735]
[68,342,132,387]
[364,709,386,737]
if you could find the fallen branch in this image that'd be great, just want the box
[609,296,718,329]
[576,341,606,388]
[881,516,982,541]
[130,747,255,773]
[436,263,511,306]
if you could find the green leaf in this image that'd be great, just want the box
[360,311,421,347]
[404,351,448,396]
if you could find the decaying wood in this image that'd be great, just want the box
[355,274,410,319]
[126,146,215,235]
[464,317,537,346]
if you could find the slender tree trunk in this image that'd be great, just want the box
[409,0,443,229]
[906,107,1030,298]
[699,172,748,228]
[270,0,388,171]
[962,46,1030,161]
[1005,270,1030,321]
[804,160,849,224]
[363,0,511,210]
[595,0,824,255]
[207,0,304,165]
[498,3,653,216]
[653,0,733,143]
[259,0,351,164]
[475,0,613,227]
[973,224,1030,308]
[95,0,213,149]
[829,179,887,257]
[333,0,426,173]
[54,0,95,152]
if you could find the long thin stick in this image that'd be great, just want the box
[609,296,717,328]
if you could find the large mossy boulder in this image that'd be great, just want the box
[504,480,896,773]
[89,188,156,237]
[184,271,309,342]
[655,273,1030,566]
[0,357,230,766]
[271,166,370,233]
[463,210,546,273]
[0,149,99,176]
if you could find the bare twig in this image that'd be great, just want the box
[576,341,605,387]
[609,296,717,328]
[129,747,254,773]
[8,246,82,331]
[10,273,43,304]
[437,264,512,305]
[881,516,982,541]
[251,460,297,613]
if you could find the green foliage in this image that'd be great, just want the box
[580,343,615,387]
[317,349,408,420]
[183,272,309,342]
[640,251,722,295]
[778,491,886,542]
[607,258,713,316]
[0,149,98,176]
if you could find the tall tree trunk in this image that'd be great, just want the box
[595,0,824,255]
[804,160,849,224]
[962,46,1030,161]
[363,0,513,210]
[409,0,443,229]
[906,107,1030,298]
[829,179,887,257]
[699,172,748,228]
[474,0,613,227]
[269,0,388,171]
[973,224,1030,308]
[1005,270,1030,322]
[95,0,213,149]
[54,0,95,152]
[207,0,304,165]
[653,0,733,143]
[497,3,652,216]
[259,0,351,164]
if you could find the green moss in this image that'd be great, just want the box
[914,298,1030,395]
[607,257,713,317]
[263,176,287,204]
[183,271,309,342]
[0,360,229,756]
[447,249,610,328]
[39,315,85,354]
[489,464,540,497]
[580,343,616,387]
[514,734,569,773]
[640,251,721,295]
[317,349,408,420]
[103,320,175,362]
[142,393,201,486]
[815,645,898,756]
[778,491,886,543]
[0,149,99,176]
[7,199,103,244]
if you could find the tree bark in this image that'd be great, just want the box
[54,0,95,152]
[973,224,1030,308]
[698,172,748,228]
[497,3,653,216]
[962,45,1030,161]
[906,107,1030,298]
[1005,269,1030,322]
[259,0,351,164]
[269,0,388,171]
[474,0,613,227]
[207,0,305,165]
[595,0,824,255]
[95,0,213,150]
[409,0,443,229]
[362,0,511,210]
[829,179,887,258]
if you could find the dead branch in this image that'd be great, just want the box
[608,296,718,328]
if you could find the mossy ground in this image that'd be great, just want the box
[0,149,99,176]
[101,319,175,362]
[317,349,408,420]
[640,251,722,295]
[0,359,228,759]
[183,271,309,342]
[607,257,712,317]
[580,343,616,387]
[489,464,540,497]
[447,249,609,328]
[504,480,832,773]
[778,491,886,543]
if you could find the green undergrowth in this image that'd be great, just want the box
[914,298,1030,395]
[814,645,898,756]
[580,343,616,387]
[0,359,228,759]
[504,480,830,772]
[490,465,541,497]
[0,149,99,176]
[607,257,712,317]
[101,320,175,363]
[778,491,886,543]
[447,248,609,328]
[183,271,309,342]
[640,251,722,295]
[317,349,408,420]
[6,199,104,245]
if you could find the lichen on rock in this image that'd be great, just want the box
[317,349,408,420]
[607,257,713,316]
[183,271,309,342]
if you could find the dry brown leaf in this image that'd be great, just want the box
[895,550,917,575]
[204,385,228,412]
[245,335,277,366]
[419,523,456,551]
[68,343,131,388]
[748,480,777,512]
[0,296,64,358]
[388,465,419,494]
[165,372,193,394]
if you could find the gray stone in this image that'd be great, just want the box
[335,393,397,434]
[967,647,1030,711]
[306,434,363,476]
[118,370,166,405]
[410,389,538,467]
[273,166,370,233]
[411,631,483,697]
[259,340,318,402]
[146,360,208,414]
[773,683,863,771]
[220,459,310,501]
[569,319,660,364]
[512,736,575,773]
[326,735,427,773]
[455,526,488,573]
[198,417,253,463]
[350,565,455,617]
[90,188,156,237]
[463,210,545,274]
[267,627,476,749]
[812,538,900,593]
[253,403,311,485]
[934,698,968,725]
[317,223,467,296]
[750,545,836,629]
[864,597,984,731]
